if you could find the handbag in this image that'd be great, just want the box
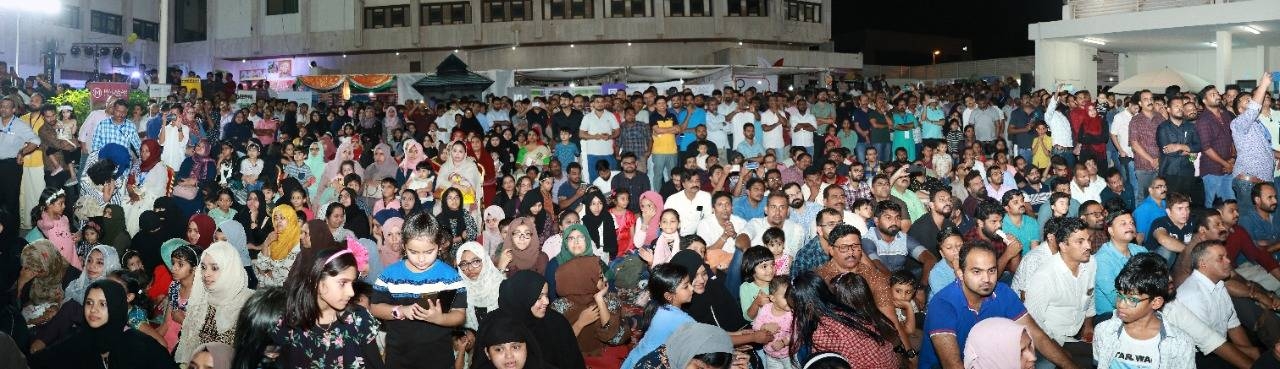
[173,184,198,200]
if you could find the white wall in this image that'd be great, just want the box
[1124,46,1279,85]
[312,0,357,32]
[214,0,254,39]
[1034,40,1098,91]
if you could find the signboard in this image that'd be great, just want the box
[87,82,130,109]
[147,84,172,99]
[274,91,315,108]
[240,69,267,81]
[268,59,293,79]
[235,90,257,109]
[181,77,203,98]
[601,83,627,95]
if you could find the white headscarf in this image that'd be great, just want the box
[455,242,505,330]
[63,245,120,303]
[175,241,253,363]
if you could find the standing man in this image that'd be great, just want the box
[552,94,584,144]
[610,152,651,213]
[1196,85,1236,208]
[18,105,50,230]
[0,98,39,231]
[580,95,620,182]
[89,100,141,156]
[759,97,788,156]
[790,98,817,156]
[968,96,1005,155]
[1110,96,1140,204]
[675,94,706,151]
[1007,96,1040,162]
[1230,72,1275,211]
[1129,90,1165,201]
[1155,97,1202,206]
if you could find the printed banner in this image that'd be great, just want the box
[147,84,172,99]
[87,82,130,110]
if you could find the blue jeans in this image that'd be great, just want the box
[1136,169,1157,201]
[872,142,892,162]
[1017,148,1033,164]
[1202,174,1235,208]
[1234,178,1259,212]
[585,154,617,183]
[855,142,868,163]
[1118,157,1137,205]
[650,154,677,190]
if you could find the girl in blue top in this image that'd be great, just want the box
[620,263,695,369]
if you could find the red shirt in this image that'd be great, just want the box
[1226,224,1279,272]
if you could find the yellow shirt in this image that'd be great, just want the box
[20,113,43,167]
[652,116,677,155]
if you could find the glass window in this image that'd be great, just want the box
[133,19,160,41]
[782,0,819,22]
[422,2,472,25]
[727,0,767,17]
[266,0,299,15]
[546,0,593,19]
[483,1,534,22]
[90,11,123,35]
[365,5,410,28]
[57,5,80,29]
[608,0,649,18]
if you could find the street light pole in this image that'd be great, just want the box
[932,50,941,65]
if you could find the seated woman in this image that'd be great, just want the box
[18,240,80,352]
[473,315,554,369]
[474,270,586,369]
[253,205,303,287]
[790,271,902,368]
[501,217,548,277]
[620,263,696,369]
[632,322,735,369]
[552,255,628,368]
[28,280,176,369]
[174,242,254,364]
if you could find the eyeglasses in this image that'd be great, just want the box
[566,235,586,242]
[513,231,532,239]
[832,243,862,252]
[1115,294,1151,307]
[458,258,484,270]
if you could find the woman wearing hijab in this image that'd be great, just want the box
[552,256,627,368]
[546,224,601,299]
[187,213,217,249]
[455,242,505,330]
[363,143,397,200]
[237,190,273,254]
[963,317,1036,369]
[131,211,166,272]
[215,220,257,289]
[175,241,254,363]
[473,315,553,369]
[632,322,735,369]
[153,197,188,240]
[79,144,132,218]
[519,190,556,241]
[474,270,586,369]
[397,140,427,184]
[100,204,132,252]
[579,192,619,259]
[65,245,122,305]
[29,280,177,369]
[188,342,234,369]
[128,139,172,233]
[481,205,506,257]
[501,217,548,277]
[321,141,364,190]
[176,140,216,216]
[669,250,774,347]
[379,217,405,268]
[288,219,343,283]
[339,188,373,239]
[305,142,328,196]
[252,205,303,287]
[437,187,479,251]
[636,191,665,246]
[19,240,79,350]
[436,140,483,214]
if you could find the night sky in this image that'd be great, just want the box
[832,0,1062,65]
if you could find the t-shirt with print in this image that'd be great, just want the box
[1108,330,1161,369]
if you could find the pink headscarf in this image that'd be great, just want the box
[638,190,665,245]
[400,140,426,172]
[379,217,404,268]
[963,317,1033,369]
[321,141,364,186]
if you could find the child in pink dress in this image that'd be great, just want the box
[753,278,795,369]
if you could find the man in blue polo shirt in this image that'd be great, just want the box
[1133,176,1168,244]
[732,177,768,220]
[1239,182,1280,249]
[920,242,1080,369]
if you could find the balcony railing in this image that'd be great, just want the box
[1068,0,1218,19]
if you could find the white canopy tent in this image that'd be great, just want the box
[1108,67,1211,95]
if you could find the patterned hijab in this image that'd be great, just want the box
[64,245,121,303]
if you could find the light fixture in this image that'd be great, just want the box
[130,71,141,79]
[569,82,577,88]
[395,51,400,56]
[241,59,246,63]
[962,46,968,51]
[1244,25,1263,35]
[738,41,744,46]
[756,80,762,85]
[453,49,459,53]
[787,85,794,91]
[627,42,632,46]
[932,50,940,55]
[511,46,517,50]
[1207,41,1218,47]
[570,44,575,48]
[1081,37,1107,46]
[342,54,347,58]
[368,92,375,98]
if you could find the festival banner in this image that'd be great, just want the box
[181,77,203,97]
[235,90,257,109]
[87,82,130,109]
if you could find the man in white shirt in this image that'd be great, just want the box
[1172,240,1260,365]
[1022,217,1096,366]
[790,99,817,157]
[1111,97,1139,197]
[434,103,461,144]
[664,174,712,236]
[704,98,731,159]
[579,95,620,182]
[1071,163,1107,204]
[697,192,748,257]
[746,193,806,258]
[727,96,758,150]
[760,97,787,154]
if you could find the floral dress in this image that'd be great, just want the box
[271,307,382,369]
[253,244,300,287]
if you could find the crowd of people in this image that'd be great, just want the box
[1,62,1280,369]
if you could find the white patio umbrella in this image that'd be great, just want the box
[1108,67,1211,95]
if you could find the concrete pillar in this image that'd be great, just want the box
[1033,39,1097,93]
[1215,31,1231,88]
[300,0,312,51]
[159,0,169,84]
[409,0,420,46]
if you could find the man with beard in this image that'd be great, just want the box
[920,242,1082,369]
[1021,166,1051,212]
[791,208,843,276]
[1219,199,1280,292]
[985,165,1017,202]
[1001,190,1041,255]
[1195,86,1236,209]
[610,152,651,213]
[800,167,826,203]
[966,200,1022,276]
[1094,210,1145,318]
[731,177,768,220]
[1240,183,1280,256]
[1070,163,1107,205]
[1173,209,1231,287]
[1156,97,1202,206]
[783,182,823,237]
[1133,176,1169,243]
[1079,200,1109,254]
[1098,168,1134,212]
[1022,217,1097,368]
[746,193,806,258]
[889,166,927,222]
[909,186,956,256]
[962,171,992,217]
[822,185,857,226]
[1146,192,1196,265]
[821,160,848,187]
[863,201,938,278]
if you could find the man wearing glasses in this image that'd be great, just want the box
[1092,253,1196,368]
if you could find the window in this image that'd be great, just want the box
[267,0,299,15]
[545,0,593,19]
[607,0,650,18]
[90,11,123,35]
[133,19,160,41]
[668,0,710,16]
[423,2,472,25]
[365,5,409,28]
[783,0,819,22]
[482,0,532,22]
[175,0,208,43]
[56,5,80,29]
[726,0,767,17]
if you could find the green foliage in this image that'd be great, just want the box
[48,89,90,123]
[128,90,150,110]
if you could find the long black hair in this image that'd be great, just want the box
[231,287,288,369]
[638,263,689,333]
[283,248,359,330]
[107,269,153,320]
[789,271,897,365]
[31,187,67,231]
